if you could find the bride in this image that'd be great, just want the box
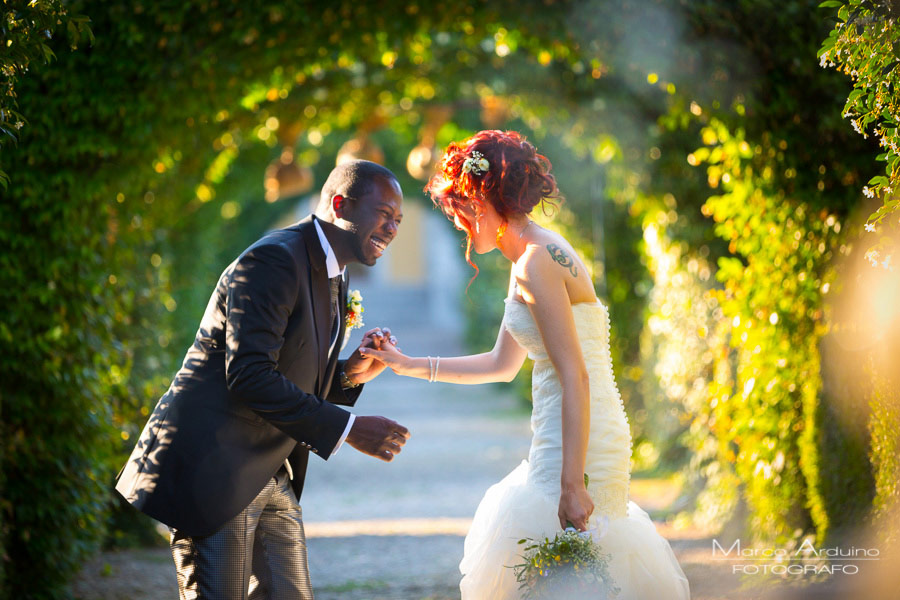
[360,130,690,599]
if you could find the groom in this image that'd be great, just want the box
[116,159,409,599]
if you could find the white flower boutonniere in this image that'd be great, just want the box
[462,151,490,176]
[341,290,364,350]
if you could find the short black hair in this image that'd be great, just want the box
[317,160,398,213]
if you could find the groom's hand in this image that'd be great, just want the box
[343,327,398,385]
[345,415,410,462]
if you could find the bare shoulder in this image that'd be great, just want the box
[513,237,568,302]
[515,241,553,280]
[519,230,582,278]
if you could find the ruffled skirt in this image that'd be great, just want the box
[459,461,691,600]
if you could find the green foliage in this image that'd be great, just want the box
[698,123,845,543]
[0,2,642,595]
[0,0,93,186]
[513,528,620,600]
[2,1,896,596]
[638,215,725,479]
[635,0,881,547]
[0,168,120,596]
[867,364,900,545]
[819,0,900,225]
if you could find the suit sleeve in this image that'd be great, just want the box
[325,359,363,407]
[224,242,350,458]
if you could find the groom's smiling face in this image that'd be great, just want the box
[340,176,403,266]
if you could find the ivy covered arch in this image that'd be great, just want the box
[1,3,646,594]
[2,0,891,596]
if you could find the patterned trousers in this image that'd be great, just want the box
[170,467,313,600]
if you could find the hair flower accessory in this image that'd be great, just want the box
[462,150,490,176]
[341,290,364,350]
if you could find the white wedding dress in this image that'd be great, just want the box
[459,299,691,599]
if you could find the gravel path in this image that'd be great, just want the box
[301,373,530,598]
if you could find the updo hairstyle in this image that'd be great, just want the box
[424,130,561,275]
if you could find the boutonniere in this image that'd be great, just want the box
[341,290,364,350]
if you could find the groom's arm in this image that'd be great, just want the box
[224,242,349,458]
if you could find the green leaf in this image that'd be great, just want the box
[40,43,56,63]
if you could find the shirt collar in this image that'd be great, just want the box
[313,218,345,279]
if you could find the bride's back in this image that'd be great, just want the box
[502,298,632,518]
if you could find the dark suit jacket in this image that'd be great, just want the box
[116,216,362,536]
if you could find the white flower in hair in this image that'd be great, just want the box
[462,151,490,176]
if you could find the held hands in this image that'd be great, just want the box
[357,339,411,376]
[345,415,410,462]
[342,327,411,462]
[343,327,399,385]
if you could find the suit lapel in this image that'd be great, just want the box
[334,276,349,356]
[299,217,332,393]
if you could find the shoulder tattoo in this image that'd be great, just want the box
[546,244,578,277]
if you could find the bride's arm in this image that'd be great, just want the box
[359,269,528,384]
[516,245,594,530]
[360,320,528,384]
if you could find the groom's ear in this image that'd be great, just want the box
[331,194,347,219]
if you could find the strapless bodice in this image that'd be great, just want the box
[503,299,610,362]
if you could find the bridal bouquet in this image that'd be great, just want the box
[512,525,620,600]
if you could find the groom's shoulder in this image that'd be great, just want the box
[242,218,313,261]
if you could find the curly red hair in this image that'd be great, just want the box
[424,130,561,279]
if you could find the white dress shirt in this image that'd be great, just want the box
[312,219,355,458]
[282,219,355,480]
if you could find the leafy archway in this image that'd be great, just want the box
[1,0,890,596]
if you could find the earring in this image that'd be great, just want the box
[496,221,508,245]
[475,217,481,234]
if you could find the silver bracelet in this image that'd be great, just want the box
[433,356,440,383]
[427,356,434,382]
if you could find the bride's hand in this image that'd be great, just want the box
[343,327,399,384]
[358,340,412,376]
[558,485,594,531]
